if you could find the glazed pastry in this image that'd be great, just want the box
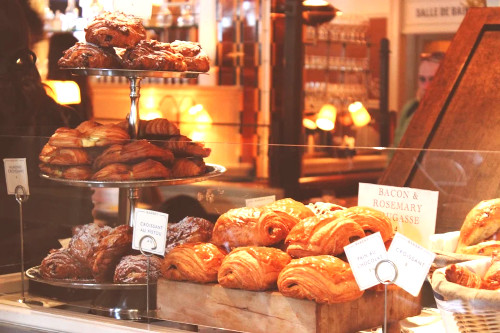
[93,140,174,169]
[285,215,365,258]
[456,240,500,256]
[92,159,171,181]
[85,11,146,48]
[39,143,92,165]
[277,255,364,304]
[139,118,180,138]
[163,135,211,158]
[265,198,316,231]
[170,40,210,72]
[457,199,500,251]
[171,158,206,178]
[92,225,133,282]
[39,163,93,180]
[306,202,346,217]
[166,216,214,253]
[336,206,394,242]
[114,254,163,284]
[57,42,121,68]
[218,247,291,291]
[211,207,290,249]
[445,264,484,289]
[68,223,112,270]
[161,242,227,283]
[122,40,187,71]
[40,248,92,280]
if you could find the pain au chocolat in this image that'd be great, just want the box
[57,42,121,69]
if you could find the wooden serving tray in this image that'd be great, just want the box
[157,279,421,333]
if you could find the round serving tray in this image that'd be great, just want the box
[63,67,203,79]
[40,163,226,188]
[26,266,153,290]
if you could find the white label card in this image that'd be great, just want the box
[387,233,436,297]
[344,232,388,290]
[113,0,153,19]
[245,195,276,208]
[3,158,29,195]
[358,183,439,249]
[132,208,168,256]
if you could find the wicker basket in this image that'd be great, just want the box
[431,258,500,333]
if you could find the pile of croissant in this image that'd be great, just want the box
[160,199,395,304]
[444,252,500,290]
[39,118,210,181]
[455,198,500,256]
[58,11,209,72]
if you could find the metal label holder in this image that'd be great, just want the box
[138,235,157,322]
[374,259,398,333]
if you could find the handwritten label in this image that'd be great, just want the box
[245,195,276,208]
[132,208,168,256]
[358,183,438,248]
[113,0,153,19]
[3,158,29,195]
[388,233,436,297]
[344,232,388,290]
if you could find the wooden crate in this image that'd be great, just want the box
[157,279,421,333]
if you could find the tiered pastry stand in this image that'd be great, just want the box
[32,69,225,320]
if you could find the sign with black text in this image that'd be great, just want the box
[132,208,168,256]
[3,158,29,195]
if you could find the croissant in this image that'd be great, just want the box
[445,264,484,289]
[92,159,171,181]
[336,206,394,242]
[83,124,130,147]
[68,223,112,270]
[211,207,290,249]
[170,40,210,72]
[456,240,500,256]
[121,40,187,71]
[171,158,206,178]
[48,128,85,148]
[285,215,365,258]
[114,254,163,284]
[161,242,227,283]
[139,118,180,138]
[306,202,346,217]
[57,42,121,69]
[163,135,211,158]
[278,255,364,304]
[166,216,214,254]
[39,143,92,165]
[218,247,291,291]
[39,163,93,180]
[484,253,500,287]
[264,198,316,231]
[457,199,500,251]
[40,248,92,280]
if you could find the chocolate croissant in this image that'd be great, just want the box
[211,207,291,249]
[218,247,291,291]
[57,42,121,68]
[285,215,365,258]
[161,242,227,283]
[264,198,316,231]
[278,255,364,304]
[457,199,500,251]
[445,264,484,289]
[336,206,394,242]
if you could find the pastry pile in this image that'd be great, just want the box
[39,118,211,181]
[58,11,209,72]
[444,252,500,290]
[161,199,395,304]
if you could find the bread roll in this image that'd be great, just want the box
[457,199,500,251]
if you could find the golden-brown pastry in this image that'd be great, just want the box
[166,216,214,253]
[68,223,112,270]
[218,247,291,291]
[306,202,346,217]
[92,225,133,282]
[285,215,365,258]
[48,128,85,148]
[48,124,130,148]
[162,135,211,158]
[76,120,102,133]
[40,248,92,280]
[92,159,171,181]
[114,254,163,284]
[39,143,92,165]
[93,140,174,169]
[211,207,290,249]
[39,163,93,180]
[264,198,316,231]
[91,163,131,181]
[277,255,364,304]
[445,264,484,289]
[457,199,500,251]
[57,42,121,69]
[170,40,210,72]
[171,158,206,178]
[456,240,500,256]
[336,206,394,242]
[161,242,227,283]
[122,40,187,71]
[85,11,146,48]
[139,118,180,138]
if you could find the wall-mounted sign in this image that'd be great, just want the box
[404,0,468,34]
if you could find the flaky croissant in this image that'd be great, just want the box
[218,247,291,291]
[278,255,364,304]
[285,215,365,258]
[161,242,227,283]
[445,264,484,289]
[39,143,92,165]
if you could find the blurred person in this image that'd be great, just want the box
[0,0,93,274]
[392,52,445,149]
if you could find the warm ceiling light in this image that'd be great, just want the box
[44,80,81,105]
[316,104,337,131]
[348,101,371,127]
[303,116,318,130]
[302,0,338,26]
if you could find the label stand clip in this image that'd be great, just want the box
[374,259,398,333]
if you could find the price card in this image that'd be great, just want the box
[387,232,436,297]
[344,232,388,290]
[132,208,168,256]
[3,158,29,195]
[358,183,439,248]
[245,195,276,208]
[113,0,153,19]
